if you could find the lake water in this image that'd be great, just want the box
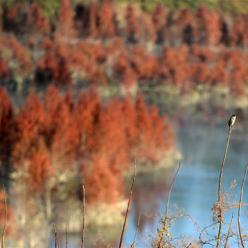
[123,117,248,247]
[43,114,248,247]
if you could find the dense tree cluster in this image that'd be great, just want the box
[0,1,248,95]
[0,86,174,203]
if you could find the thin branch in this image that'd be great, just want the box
[166,161,181,220]
[199,222,218,246]
[119,162,136,248]
[130,213,141,248]
[65,224,68,248]
[238,164,248,248]
[224,213,233,248]
[157,161,181,247]
[216,125,233,248]
[53,224,60,248]
[80,185,86,248]
[1,188,7,248]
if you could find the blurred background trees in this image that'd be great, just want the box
[1,0,248,21]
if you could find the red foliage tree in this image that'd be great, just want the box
[175,9,196,45]
[159,46,190,87]
[28,140,51,193]
[228,51,248,95]
[56,0,76,38]
[7,35,32,72]
[98,0,116,38]
[36,46,72,85]
[2,86,175,204]
[196,7,221,46]
[134,95,174,164]
[84,154,123,204]
[0,189,13,235]
[121,97,137,148]
[49,96,79,166]
[230,16,248,47]
[142,13,156,43]
[135,95,155,163]
[130,46,158,81]
[88,2,98,37]
[73,89,101,156]
[125,5,141,43]
[191,44,214,62]
[152,5,167,43]
[11,87,77,193]
[0,88,12,136]
[27,3,50,34]
[92,99,129,171]
[0,58,9,79]
[12,91,45,163]
[192,63,210,85]
[122,67,138,87]
[0,88,13,165]
[209,60,228,86]
[43,85,78,164]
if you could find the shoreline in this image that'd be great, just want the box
[141,85,248,109]
[98,84,248,110]
[124,149,181,178]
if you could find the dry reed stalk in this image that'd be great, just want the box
[53,224,60,248]
[238,164,248,248]
[1,188,7,248]
[157,161,181,248]
[185,243,192,248]
[216,123,234,248]
[224,213,233,248]
[119,163,136,248]
[65,224,68,248]
[130,213,141,248]
[80,185,86,248]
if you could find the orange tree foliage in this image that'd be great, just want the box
[12,91,46,171]
[73,89,101,155]
[125,5,141,43]
[27,140,51,193]
[0,58,8,79]
[98,0,116,38]
[0,86,174,203]
[2,1,248,95]
[135,95,174,164]
[84,154,123,204]
[0,88,13,165]
[4,0,238,47]
[55,0,76,38]
[27,3,50,35]
[152,5,167,44]
[2,35,32,73]
[0,189,13,235]
[36,42,72,85]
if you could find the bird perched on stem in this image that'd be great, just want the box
[228,114,236,128]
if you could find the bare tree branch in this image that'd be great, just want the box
[119,162,136,248]
[224,213,233,248]
[216,124,233,248]
[157,161,181,247]
[80,185,86,248]
[238,164,248,248]
[1,188,7,248]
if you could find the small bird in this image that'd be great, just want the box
[228,114,236,128]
